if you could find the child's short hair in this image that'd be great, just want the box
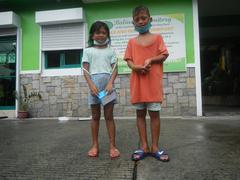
[88,21,110,47]
[132,5,150,17]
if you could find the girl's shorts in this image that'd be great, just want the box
[133,103,161,111]
[88,73,117,106]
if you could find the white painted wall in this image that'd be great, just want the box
[35,8,85,25]
[193,0,203,116]
[0,11,21,28]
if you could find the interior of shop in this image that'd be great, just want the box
[0,36,16,110]
[198,0,240,115]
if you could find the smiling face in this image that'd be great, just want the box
[133,10,152,27]
[88,21,110,46]
[92,26,108,43]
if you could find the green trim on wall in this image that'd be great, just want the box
[0,106,15,110]
[19,10,40,71]
[84,0,195,64]
[11,0,195,71]
[44,50,82,69]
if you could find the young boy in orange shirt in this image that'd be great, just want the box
[124,5,169,161]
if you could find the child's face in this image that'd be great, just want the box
[92,27,108,42]
[133,11,151,27]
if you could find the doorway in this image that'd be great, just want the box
[198,0,240,116]
[0,36,16,110]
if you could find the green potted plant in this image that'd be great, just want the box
[15,85,42,118]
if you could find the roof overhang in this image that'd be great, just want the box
[0,11,21,28]
[35,7,85,25]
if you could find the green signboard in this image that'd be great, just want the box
[103,13,187,74]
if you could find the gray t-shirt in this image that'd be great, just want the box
[82,47,117,75]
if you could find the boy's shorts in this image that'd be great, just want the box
[133,103,161,111]
[88,73,117,106]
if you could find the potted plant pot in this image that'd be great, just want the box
[15,85,42,119]
[18,111,29,118]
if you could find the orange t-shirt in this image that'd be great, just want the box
[124,34,168,104]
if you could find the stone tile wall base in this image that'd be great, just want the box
[20,67,196,117]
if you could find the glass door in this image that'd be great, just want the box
[0,36,16,110]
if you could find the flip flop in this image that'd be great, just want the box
[110,148,120,159]
[151,149,170,162]
[131,149,148,161]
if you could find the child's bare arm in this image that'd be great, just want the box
[144,54,169,69]
[126,59,148,72]
[105,63,118,93]
[82,62,99,96]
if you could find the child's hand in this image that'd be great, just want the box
[134,65,147,72]
[105,83,113,94]
[89,84,99,96]
[126,60,148,74]
[144,59,152,70]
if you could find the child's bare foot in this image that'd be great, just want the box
[151,147,169,162]
[110,148,120,159]
[141,146,150,153]
[88,147,99,157]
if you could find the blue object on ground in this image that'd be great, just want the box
[131,149,148,161]
[151,149,170,162]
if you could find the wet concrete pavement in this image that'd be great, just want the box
[0,117,240,179]
[137,118,240,180]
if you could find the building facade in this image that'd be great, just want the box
[0,0,202,118]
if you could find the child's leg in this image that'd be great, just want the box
[136,109,150,152]
[148,111,160,153]
[88,104,101,157]
[149,111,169,160]
[103,103,120,158]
